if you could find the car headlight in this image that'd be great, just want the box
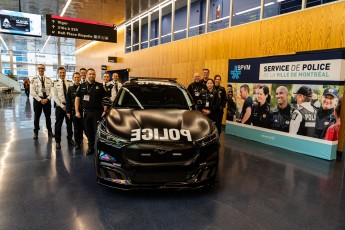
[98,122,130,149]
[194,128,219,147]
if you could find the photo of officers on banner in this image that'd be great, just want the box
[226,83,343,141]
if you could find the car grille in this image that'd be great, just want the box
[123,142,196,165]
[133,171,188,183]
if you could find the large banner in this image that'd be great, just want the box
[226,50,345,160]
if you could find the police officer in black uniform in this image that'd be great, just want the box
[75,68,108,155]
[314,87,338,139]
[187,72,206,104]
[226,83,236,121]
[199,79,221,126]
[214,75,226,134]
[251,86,271,128]
[66,72,83,149]
[30,64,54,139]
[201,68,210,88]
[289,86,318,136]
[52,67,74,149]
[271,86,293,132]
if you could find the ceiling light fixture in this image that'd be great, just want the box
[40,0,72,53]
[0,35,9,50]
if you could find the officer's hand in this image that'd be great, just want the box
[75,111,81,118]
[66,113,71,119]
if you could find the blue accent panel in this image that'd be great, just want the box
[225,122,337,160]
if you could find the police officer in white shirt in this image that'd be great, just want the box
[30,64,54,140]
[52,67,75,149]
[110,72,122,102]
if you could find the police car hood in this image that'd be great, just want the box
[104,109,216,142]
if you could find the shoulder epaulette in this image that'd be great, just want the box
[54,79,59,82]
[67,80,72,82]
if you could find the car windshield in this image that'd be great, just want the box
[115,83,193,109]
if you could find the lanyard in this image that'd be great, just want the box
[87,82,94,94]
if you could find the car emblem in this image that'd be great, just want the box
[154,148,172,154]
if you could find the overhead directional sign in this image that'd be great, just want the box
[46,14,117,43]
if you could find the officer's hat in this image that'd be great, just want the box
[294,86,312,97]
[323,87,338,98]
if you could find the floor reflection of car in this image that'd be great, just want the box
[95,77,219,189]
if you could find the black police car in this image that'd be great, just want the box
[95,78,219,189]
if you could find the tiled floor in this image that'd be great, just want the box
[0,93,344,229]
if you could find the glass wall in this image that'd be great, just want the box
[124,0,340,53]
[232,0,261,27]
[189,0,207,37]
[161,3,172,44]
[174,0,188,41]
[133,20,140,51]
[141,16,149,49]
[150,10,160,47]
[125,26,132,53]
[208,0,230,32]
[306,0,337,8]
[1,34,75,80]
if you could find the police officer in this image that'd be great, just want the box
[75,68,108,155]
[289,86,318,136]
[102,72,114,98]
[30,64,54,140]
[214,75,226,134]
[314,87,338,139]
[80,68,87,83]
[271,86,293,132]
[239,84,252,125]
[199,79,221,126]
[187,72,206,104]
[52,67,74,149]
[201,68,210,87]
[110,72,123,102]
[66,72,83,149]
[226,83,236,120]
[251,86,271,128]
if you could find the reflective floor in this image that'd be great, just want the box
[0,94,344,229]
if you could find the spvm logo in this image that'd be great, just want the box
[230,65,251,80]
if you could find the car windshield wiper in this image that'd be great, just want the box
[123,88,144,109]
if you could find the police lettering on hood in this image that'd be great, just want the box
[131,128,192,142]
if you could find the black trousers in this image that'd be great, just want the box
[24,88,30,97]
[33,99,52,134]
[217,108,225,134]
[54,106,73,143]
[84,110,102,150]
[71,111,83,145]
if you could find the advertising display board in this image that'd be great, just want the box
[225,50,345,160]
[0,10,41,37]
